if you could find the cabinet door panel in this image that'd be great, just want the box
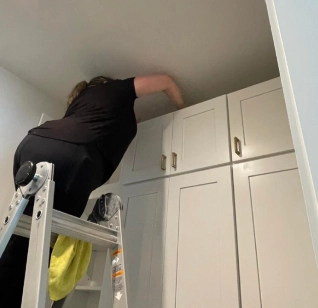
[163,167,239,308]
[121,179,169,308]
[171,96,230,174]
[122,114,173,184]
[229,78,294,161]
[234,154,318,308]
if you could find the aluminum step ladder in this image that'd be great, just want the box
[0,161,128,308]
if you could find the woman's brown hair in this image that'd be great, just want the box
[67,80,88,107]
[67,76,113,107]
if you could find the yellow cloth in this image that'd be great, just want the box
[49,235,92,301]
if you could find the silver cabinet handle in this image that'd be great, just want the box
[234,137,241,156]
[172,152,177,169]
[161,155,167,170]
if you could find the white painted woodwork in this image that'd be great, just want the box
[171,95,230,174]
[233,153,318,308]
[163,167,239,308]
[266,0,318,266]
[38,113,53,125]
[106,164,121,185]
[70,78,317,308]
[89,183,121,201]
[121,179,169,308]
[122,114,173,184]
[228,78,294,161]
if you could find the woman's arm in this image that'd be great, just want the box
[134,75,185,110]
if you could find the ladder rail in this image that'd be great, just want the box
[0,196,28,257]
[106,209,129,308]
[22,174,55,308]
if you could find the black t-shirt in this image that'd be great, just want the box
[28,78,137,170]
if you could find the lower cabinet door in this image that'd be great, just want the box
[121,178,169,308]
[163,166,240,308]
[234,153,318,308]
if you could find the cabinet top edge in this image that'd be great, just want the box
[137,94,227,125]
[227,77,282,99]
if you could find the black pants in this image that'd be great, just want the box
[0,135,111,307]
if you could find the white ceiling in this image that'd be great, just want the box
[0,0,278,121]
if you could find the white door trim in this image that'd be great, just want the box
[266,0,318,266]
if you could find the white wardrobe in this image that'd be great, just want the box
[67,77,318,308]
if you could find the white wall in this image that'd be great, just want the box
[266,1,318,264]
[0,66,64,210]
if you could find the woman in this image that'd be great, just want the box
[0,74,184,307]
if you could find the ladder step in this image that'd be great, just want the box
[75,285,102,292]
[15,210,118,248]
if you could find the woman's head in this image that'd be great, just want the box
[67,76,113,107]
[88,76,113,86]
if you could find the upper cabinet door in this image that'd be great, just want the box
[163,166,239,308]
[233,154,318,308]
[171,96,230,175]
[121,114,173,184]
[228,78,294,161]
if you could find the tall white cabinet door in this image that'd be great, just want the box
[163,167,239,308]
[228,78,294,161]
[121,179,169,308]
[234,153,318,308]
[121,114,173,184]
[171,95,230,175]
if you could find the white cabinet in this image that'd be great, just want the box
[228,78,294,161]
[80,77,316,308]
[233,153,318,308]
[122,96,230,184]
[121,114,173,184]
[163,167,240,308]
[120,179,169,308]
[74,179,169,308]
[171,95,230,174]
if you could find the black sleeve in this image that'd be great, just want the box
[118,77,137,101]
[114,77,137,105]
